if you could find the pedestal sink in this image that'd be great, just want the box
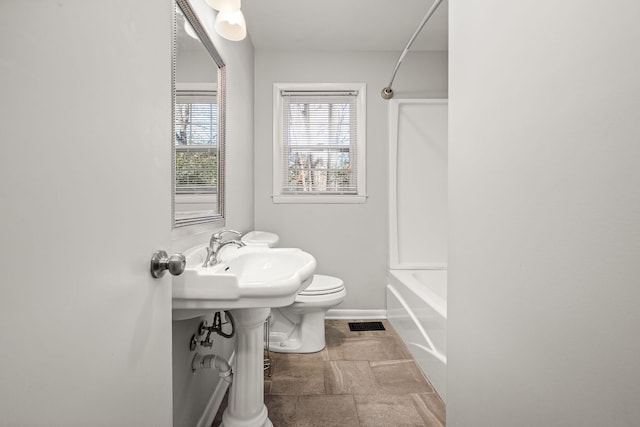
[172,244,316,427]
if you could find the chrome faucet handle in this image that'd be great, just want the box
[204,233,245,267]
[202,247,214,268]
[224,239,246,247]
[212,240,246,265]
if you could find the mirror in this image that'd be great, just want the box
[173,0,226,227]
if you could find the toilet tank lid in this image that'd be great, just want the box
[300,275,344,295]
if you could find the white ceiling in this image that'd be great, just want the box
[242,0,448,52]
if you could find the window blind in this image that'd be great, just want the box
[280,91,359,194]
[175,90,217,194]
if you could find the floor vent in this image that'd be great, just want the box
[348,321,386,332]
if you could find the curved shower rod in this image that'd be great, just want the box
[381,0,445,100]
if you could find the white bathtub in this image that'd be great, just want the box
[387,269,447,402]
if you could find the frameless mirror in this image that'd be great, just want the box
[173,0,226,227]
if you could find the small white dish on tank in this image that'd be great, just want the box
[241,230,280,247]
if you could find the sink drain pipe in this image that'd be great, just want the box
[191,353,233,384]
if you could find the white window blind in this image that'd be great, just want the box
[174,90,217,194]
[280,90,359,195]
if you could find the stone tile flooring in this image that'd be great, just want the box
[213,319,445,426]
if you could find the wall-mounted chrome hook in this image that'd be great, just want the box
[150,250,186,278]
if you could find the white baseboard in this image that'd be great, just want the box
[196,351,235,427]
[325,308,387,320]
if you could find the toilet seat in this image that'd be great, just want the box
[298,274,344,296]
[293,274,346,306]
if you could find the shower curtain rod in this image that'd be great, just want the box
[381,0,445,100]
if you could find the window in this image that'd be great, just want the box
[174,88,220,224]
[273,83,367,203]
[175,90,218,194]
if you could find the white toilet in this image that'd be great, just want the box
[268,274,346,353]
[240,231,346,353]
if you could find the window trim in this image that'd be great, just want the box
[272,83,367,204]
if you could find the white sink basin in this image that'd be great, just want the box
[172,244,316,320]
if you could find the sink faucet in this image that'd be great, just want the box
[203,230,246,267]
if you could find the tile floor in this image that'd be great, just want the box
[213,319,445,427]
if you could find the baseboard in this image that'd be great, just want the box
[196,350,235,427]
[325,308,387,320]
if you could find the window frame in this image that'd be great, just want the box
[272,83,367,204]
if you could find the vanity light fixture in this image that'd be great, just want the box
[204,0,247,41]
[175,6,200,41]
[214,10,247,41]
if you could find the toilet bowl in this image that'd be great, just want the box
[268,274,346,353]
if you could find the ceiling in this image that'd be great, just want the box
[242,0,448,52]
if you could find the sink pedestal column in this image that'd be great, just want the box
[222,307,272,427]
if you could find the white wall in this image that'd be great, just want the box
[170,4,255,426]
[254,50,447,310]
[176,48,218,82]
[448,1,640,426]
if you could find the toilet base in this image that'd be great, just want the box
[267,310,327,353]
[266,275,346,354]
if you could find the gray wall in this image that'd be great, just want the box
[448,1,640,425]
[254,50,448,310]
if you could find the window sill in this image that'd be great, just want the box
[272,195,368,204]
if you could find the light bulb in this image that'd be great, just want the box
[214,10,247,41]
[184,20,199,40]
